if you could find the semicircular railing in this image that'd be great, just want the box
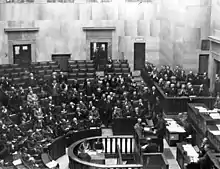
[68,135,143,169]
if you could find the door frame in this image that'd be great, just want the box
[134,42,146,71]
[13,44,32,65]
[198,54,209,74]
[86,39,112,60]
[8,40,36,64]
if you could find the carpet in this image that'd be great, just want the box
[163,148,175,159]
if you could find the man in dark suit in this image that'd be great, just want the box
[59,71,67,83]
[51,80,60,105]
[103,95,113,127]
[153,113,166,152]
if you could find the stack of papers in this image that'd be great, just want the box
[46,160,58,168]
[183,144,199,158]
[12,159,22,166]
[167,121,185,133]
[210,113,220,119]
[216,124,220,130]
[210,130,220,135]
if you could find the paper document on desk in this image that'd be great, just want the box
[216,125,220,130]
[210,113,220,119]
[88,151,97,155]
[46,160,58,168]
[13,159,22,166]
[210,130,220,135]
[183,144,198,157]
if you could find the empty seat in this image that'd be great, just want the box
[86,63,94,68]
[78,64,86,68]
[71,69,78,73]
[38,70,45,76]
[121,63,129,68]
[77,72,86,78]
[13,77,21,84]
[1,64,11,68]
[70,64,78,69]
[87,68,95,73]
[68,73,77,78]
[77,60,85,64]
[113,63,120,68]
[51,65,59,69]
[77,78,85,84]
[46,69,53,75]
[123,72,130,77]
[14,67,23,72]
[79,68,87,72]
[114,68,122,73]
[34,66,42,70]
[48,61,57,65]
[31,62,40,66]
[5,68,13,73]
[85,60,93,64]
[44,74,51,81]
[68,60,77,65]
[39,61,48,65]
[119,60,128,64]
[67,78,76,84]
[42,65,50,69]
[11,72,19,78]
[86,73,95,78]
[11,64,19,68]
[122,67,130,73]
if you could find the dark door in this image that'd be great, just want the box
[90,42,108,70]
[199,54,209,74]
[134,43,145,70]
[13,44,31,66]
[52,54,70,71]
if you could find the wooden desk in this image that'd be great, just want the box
[87,151,105,164]
[187,103,220,136]
[112,118,137,135]
[155,83,215,115]
[176,143,199,169]
[165,119,186,146]
[207,125,220,152]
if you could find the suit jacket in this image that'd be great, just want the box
[154,118,166,138]
[51,83,60,96]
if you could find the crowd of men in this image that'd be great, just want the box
[0,62,165,166]
[146,63,210,97]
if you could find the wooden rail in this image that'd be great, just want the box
[141,67,215,115]
[68,135,143,169]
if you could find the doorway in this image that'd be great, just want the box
[134,43,145,70]
[199,54,209,74]
[90,42,108,70]
[13,44,31,66]
[52,54,70,72]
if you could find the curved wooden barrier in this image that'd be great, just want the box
[68,135,143,169]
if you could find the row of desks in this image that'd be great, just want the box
[187,103,220,150]
[186,103,220,168]
[177,142,220,169]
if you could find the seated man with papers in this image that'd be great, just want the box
[93,138,104,153]
[78,140,92,162]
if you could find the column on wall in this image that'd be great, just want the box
[208,36,220,92]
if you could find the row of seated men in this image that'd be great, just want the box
[0,71,163,166]
[145,63,210,97]
[186,138,216,169]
